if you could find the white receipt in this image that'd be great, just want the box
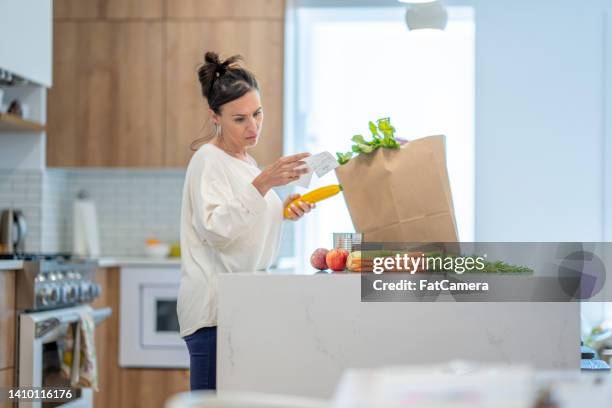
[288,151,339,188]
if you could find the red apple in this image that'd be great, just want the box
[326,248,349,272]
[310,248,329,270]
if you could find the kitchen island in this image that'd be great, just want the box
[218,273,580,399]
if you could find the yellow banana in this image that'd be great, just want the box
[283,184,343,218]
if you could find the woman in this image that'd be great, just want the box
[178,52,314,391]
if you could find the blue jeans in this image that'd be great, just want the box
[184,326,217,390]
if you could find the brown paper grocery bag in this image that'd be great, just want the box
[335,135,458,243]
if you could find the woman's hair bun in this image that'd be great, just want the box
[204,51,221,65]
[196,51,259,114]
[198,52,244,100]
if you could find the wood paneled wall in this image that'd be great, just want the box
[54,0,164,19]
[166,0,284,19]
[49,0,285,167]
[48,22,164,167]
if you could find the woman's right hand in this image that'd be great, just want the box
[252,152,311,196]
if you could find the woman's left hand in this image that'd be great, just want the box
[283,194,315,221]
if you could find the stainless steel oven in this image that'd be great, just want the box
[7,254,111,408]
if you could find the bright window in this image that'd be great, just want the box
[284,5,475,271]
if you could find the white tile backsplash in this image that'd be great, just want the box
[61,169,185,256]
[1,168,296,260]
[42,169,69,253]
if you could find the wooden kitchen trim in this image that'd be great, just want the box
[0,271,15,370]
[164,20,284,167]
[93,268,189,408]
[54,0,163,20]
[92,267,121,408]
[0,368,15,408]
[47,21,164,167]
[166,0,285,19]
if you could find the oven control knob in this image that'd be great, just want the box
[90,283,101,299]
[62,284,79,304]
[80,282,91,301]
[37,285,60,307]
[36,285,51,307]
[49,285,60,305]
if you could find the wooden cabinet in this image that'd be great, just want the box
[164,20,284,167]
[0,271,15,370]
[167,0,284,19]
[92,268,121,408]
[0,368,15,408]
[49,0,285,168]
[54,0,163,19]
[47,22,164,167]
[93,268,189,408]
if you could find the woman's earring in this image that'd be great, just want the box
[215,124,221,137]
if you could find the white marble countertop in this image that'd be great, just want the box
[97,257,181,268]
[0,260,23,270]
[217,273,580,399]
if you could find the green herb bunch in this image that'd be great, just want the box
[336,117,401,165]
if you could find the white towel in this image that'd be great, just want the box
[61,308,99,391]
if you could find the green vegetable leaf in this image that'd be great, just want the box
[351,134,369,145]
[368,121,380,139]
[337,117,401,163]
[336,151,353,165]
[357,143,374,153]
[377,117,398,147]
[377,117,394,135]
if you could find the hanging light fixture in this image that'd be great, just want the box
[401,0,448,31]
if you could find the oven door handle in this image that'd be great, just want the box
[57,306,113,325]
[35,307,112,338]
[92,306,112,324]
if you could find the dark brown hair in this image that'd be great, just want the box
[191,52,260,150]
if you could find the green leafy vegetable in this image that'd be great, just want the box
[368,121,379,139]
[336,152,353,165]
[337,117,401,164]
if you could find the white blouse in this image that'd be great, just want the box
[178,143,283,337]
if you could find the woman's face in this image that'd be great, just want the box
[212,89,263,149]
